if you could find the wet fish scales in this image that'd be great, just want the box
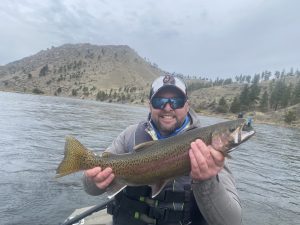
[56,119,255,197]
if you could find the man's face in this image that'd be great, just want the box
[149,88,189,136]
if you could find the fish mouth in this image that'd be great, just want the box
[241,129,255,142]
[231,122,255,147]
[240,123,255,142]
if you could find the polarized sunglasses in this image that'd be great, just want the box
[151,97,186,110]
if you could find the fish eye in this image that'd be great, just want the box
[229,127,235,132]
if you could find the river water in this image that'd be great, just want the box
[0,92,299,225]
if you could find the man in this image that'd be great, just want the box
[83,75,242,225]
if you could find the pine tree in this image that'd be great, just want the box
[259,91,269,112]
[230,96,241,113]
[270,79,286,110]
[96,91,107,101]
[248,75,261,109]
[292,80,300,105]
[274,71,280,79]
[281,83,292,108]
[239,84,250,111]
[216,97,229,113]
[252,74,260,84]
[39,64,49,77]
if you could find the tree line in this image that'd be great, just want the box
[219,76,300,114]
[213,74,300,123]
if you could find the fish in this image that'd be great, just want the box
[56,119,255,198]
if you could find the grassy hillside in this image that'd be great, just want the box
[0,43,299,128]
[0,43,162,102]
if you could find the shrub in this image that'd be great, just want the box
[216,97,229,113]
[32,88,44,94]
[284,111,296,124]
[39,64,49,77]
[72,89,77,96]
[96,91,107,101]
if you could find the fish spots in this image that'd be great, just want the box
[57,120,255,183]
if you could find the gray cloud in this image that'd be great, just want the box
[0,0,299,78]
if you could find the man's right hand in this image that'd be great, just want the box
[84,167,115,190]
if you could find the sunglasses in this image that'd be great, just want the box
[151,97,186,110]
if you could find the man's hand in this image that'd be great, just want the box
[84,167,115,189]
[189,139,225,181]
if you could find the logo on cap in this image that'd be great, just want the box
[163,75,175,85]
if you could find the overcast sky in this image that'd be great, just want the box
[0,0,299,78]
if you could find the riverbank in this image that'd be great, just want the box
[1,90,299,129]
[198,109,300,129]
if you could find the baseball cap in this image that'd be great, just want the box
[149,74,187,100]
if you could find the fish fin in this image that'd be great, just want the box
[150,180,169,198]
[56,136,95,178]
[106,179,127,199]
[133,140,156,152]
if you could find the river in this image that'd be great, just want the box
[0,92,299,225]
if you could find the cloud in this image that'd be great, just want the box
[0,0,299,78]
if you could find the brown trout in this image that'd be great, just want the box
[56,119,255,198]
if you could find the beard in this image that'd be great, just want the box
[152,114,182,136]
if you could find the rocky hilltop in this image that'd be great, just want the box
[0,43,163,102]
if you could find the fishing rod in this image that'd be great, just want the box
[61,199,113,225]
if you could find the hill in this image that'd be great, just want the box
[187,76,300,128]
[188,82,243,110]
[0,43,299,128]
[0,43,163,102]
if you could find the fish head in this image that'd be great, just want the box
[232,119,255,144]
[211,119,255,154]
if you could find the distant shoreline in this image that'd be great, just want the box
[198,110,300,129]
[1,90,299,129]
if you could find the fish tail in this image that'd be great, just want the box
[56,136,95,178]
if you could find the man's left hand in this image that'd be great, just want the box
[189,139,225,181]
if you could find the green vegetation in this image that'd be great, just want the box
[181,68,299,125]
[95,89,135,103]
[72,89,78,96]
[32,88,44,94]
[1,42,298,126]
[229,97,240,113]
[83,87,89,96]
[226,73,300,115]
[216,97,229,113]
[39,64,49,77]
[284,111,296,124]
[187,82,211,92]
[56,87,62,94]
[96,91,108,101]
[259,91,269,112]
[292,80,300,105]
